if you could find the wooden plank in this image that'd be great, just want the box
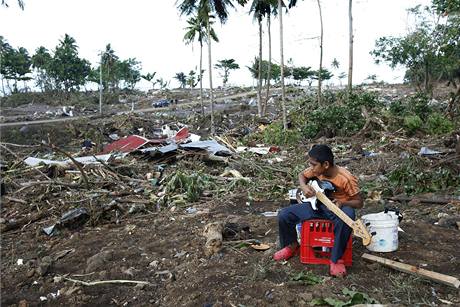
[362,253,460,289]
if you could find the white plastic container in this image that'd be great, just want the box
[362,210,402,252]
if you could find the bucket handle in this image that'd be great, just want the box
[384,207,403,222]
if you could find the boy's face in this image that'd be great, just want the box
[308,157,329,177]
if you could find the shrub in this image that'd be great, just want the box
[347,90,381,109]
[389,100,407,115]
[403,115,423,135]
[388,157,460,195]
[262,122,302,146]
[407,93,431,118]
[426,112,454,135]
[289,90,382,138]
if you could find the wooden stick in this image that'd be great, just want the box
[362,253,460,289]
[0,142,40,148]
[214,136,237,153]
[385,196,458,205]
[19,180,80,188]
[3,196,27,205]
[223,239,261,245]
[63,277,150,286]
[42,143,89,188]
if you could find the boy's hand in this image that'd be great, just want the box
[301,185,315,198]
[332,199,342,208]
[296,189,303,203]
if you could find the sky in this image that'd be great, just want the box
[0,0,431,90]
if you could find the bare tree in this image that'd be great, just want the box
[317,0,323,105]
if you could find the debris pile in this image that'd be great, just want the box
[1,87,459,306]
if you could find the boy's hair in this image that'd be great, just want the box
[308,144,334,165]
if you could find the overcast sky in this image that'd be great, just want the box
[0,0,430,90]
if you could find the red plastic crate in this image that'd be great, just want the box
[299,219,352,266]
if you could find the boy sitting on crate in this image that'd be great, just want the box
[273,144,363,277]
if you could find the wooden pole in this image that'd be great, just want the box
[362,253,460,289]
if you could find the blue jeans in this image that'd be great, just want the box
[278,202,355,263]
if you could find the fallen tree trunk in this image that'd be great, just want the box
[362,253,460,288]
[203,222,224,256]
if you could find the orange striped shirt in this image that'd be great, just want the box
[303,166,360,204]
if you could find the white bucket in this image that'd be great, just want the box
[362,211,402,252]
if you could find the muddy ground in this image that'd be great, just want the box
[1,85,459,306]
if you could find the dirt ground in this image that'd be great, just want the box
[1,196,460,306]
[1,85,459,306]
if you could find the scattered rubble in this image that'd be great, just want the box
[1,85,459,306]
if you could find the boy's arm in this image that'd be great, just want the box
[335,193,363,209]
[298,170,315,197]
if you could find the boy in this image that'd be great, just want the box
[273,144,363,277]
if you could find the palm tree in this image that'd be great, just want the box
[174,72,187,88]
[31,46,52,92]
[141,72,157,90]
[178,0,247,134]
[249,0,271,117]
[263,0,278,116]
[279,0,288,129]
[348,0,353,94]
[101,44,118,92]
[183,14,219,115]
[215,58,240,86]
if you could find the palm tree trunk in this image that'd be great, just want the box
[257,16,263,117]
[263,13,272,116]
[1,76,5,95]
[207,20,215,134]
[348,0,353,94]
[317,0,323,106]
[279,0,287,130]
[199,41,204,115]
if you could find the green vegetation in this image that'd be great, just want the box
[388,156,460,195]
[262,122,302,146]
[253,90,382,146]
[247,57,332,86]
[290,271,324,285]
[426,112,454,134]
[215,58,240,87]
[165,170,215,202]
[403,115,423,135]
[310,288,378,306]
[372,4,460,115]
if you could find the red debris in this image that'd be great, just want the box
[174,127,190,143]
[102,135,152,154]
